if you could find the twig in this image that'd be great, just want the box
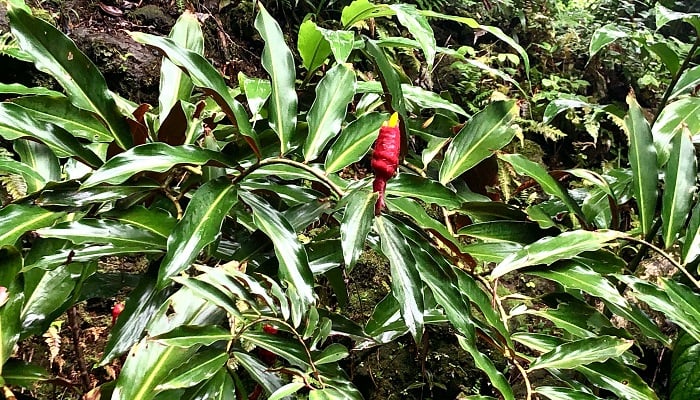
[623,234,700,290]
[67,306,91,392]
[512,358,533,400]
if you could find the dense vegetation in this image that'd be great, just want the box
[0,0,698,398]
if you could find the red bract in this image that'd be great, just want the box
[262,324,278,334]
[111,302,125,326]
[371,112,401,215]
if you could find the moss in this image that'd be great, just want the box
[129,5,174,29]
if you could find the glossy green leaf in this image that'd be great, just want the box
[0,246,23,372]
[159,10,203,126]
[499,153,586,222]
[11,95,113,142]
[457,335,515,400]
[128,32,258,156]
[325,112,385,173]
[341,190,376,271]
[241,330,310,368]
[21,261,93,335]
[269,382,306,400]
[491,230,622,278]
[37,219,166,248]
[625,92,658,235]
[234,351,285,396]
[0,359,51,387]
[387,173,463,209]
[304,63,356,162]
[670,332,700,400]
[255,3,298,154]
[685,203,700,265]
[298,19,331,73]
[0,82,62,97]
[150,326,233,347]
[532,264,669,345]
[158,179,236,288]
[669,64,700,101]
[7,5,132,149]
[364,39,406,118]
[647,41,680,76]
[357,81,468,116]
[653,97,700,166]
[240,191,315,317]
[543,98,591,125]
[389,4,435,67]
[662,129,696,247]
[458,221,550,244]
[104,206,176,240]
[463,242,523,263]
[529,336,633,371]
[375,216,424,343]
[589,24,627,59]
[314,343,349,365]
[341,0,392,27]
[0,205,64,247]
[238,73,271,122]
[82,143,232,188]
[535,386,604,400]
[440,101,518,185]
[317,27,354,64]
[0,158,46,193]
[14,138,60,189]
[179,364,235,400]
[0,102,103,167]
[36,183,160,207]
[577,360,659,400]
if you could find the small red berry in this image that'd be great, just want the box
[111,302,125,326]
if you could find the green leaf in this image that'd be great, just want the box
[685,203,700,265]
[0,246,23,372]
[314,343,349,364]
[577,360,659,400]
[0,82,62,97]
[375,216,424,343]
[462,242,522,263]
[234,351,285,396]
[0,102,103,167]
[670,332,700,400]
[341,0,393,28]
[529,336,633,371]
[159,10,203,126]
[357,81,468,116]
[625,92,658,235]
[151,326,233,347]
[11,95,114,142]
[36,219,166,248]
[458,221,550,244]
[241,330,310,368]
[317,27,354,64]
[535,386,604,400]
[36,183,160,207]
[0,205,64,247]
[157,349,228,391]
[589,24,628,60]
[298,19,331,73]
[341,190,376,271]
[0,359,51,387]
[457,335,515,400]
[240,191,315,319]
[81,143,233,188]
[325,112,385,173]
[14,138,60,187]
[532,265,669,345]
[181,368,235,400]
[499,153,586,223]
[661,129,696,247]
[128,32,258,156]
[363,39,406,118]
[238,73,271,123]
[158,179,237,288]
[104,206,176,240]
[389,4,435,67]
[491,230,623,278]
[304,63,356,162]
[0,158,47,194]
[653,97,700,166]
[439,101,518,185]
[7,5,132,149]
[255,3,298,155]
[269,382,306,400]
[387,173,463,209]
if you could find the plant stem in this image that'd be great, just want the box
[652,34,700,125]
[624,234,700,290]
[67,306,91,392]
[232,157,345,197]
[629,217,663,274]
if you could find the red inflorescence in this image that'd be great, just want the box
[371,112,401,215]
[111,302,125,326]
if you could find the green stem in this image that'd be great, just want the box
[652,34,700,125]
[232,157,345,197]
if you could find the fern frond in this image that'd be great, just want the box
[0,174,28,200]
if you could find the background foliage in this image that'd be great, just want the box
[0,0,698,398]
